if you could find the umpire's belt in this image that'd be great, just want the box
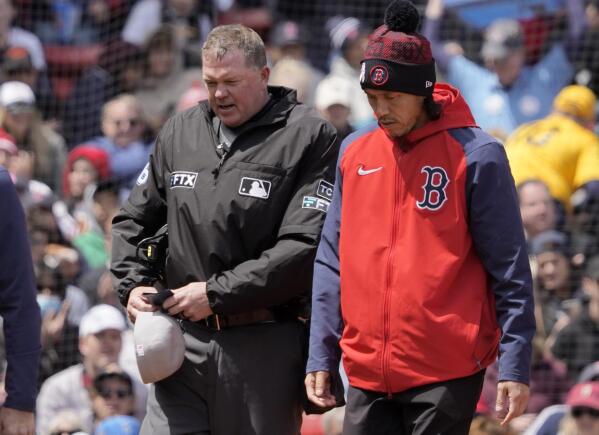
[202,309,276,330]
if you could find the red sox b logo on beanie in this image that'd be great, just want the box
[370,65,389,86]
[360,0,436,96]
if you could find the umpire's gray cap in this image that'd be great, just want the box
[133,311,185,384]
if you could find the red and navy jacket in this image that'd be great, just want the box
[306,84,535,394]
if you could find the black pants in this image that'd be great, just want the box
[140,320,305,435]
[343,370,485,435]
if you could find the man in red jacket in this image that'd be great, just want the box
[305,1,536,433]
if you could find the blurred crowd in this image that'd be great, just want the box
[0,0,599,434]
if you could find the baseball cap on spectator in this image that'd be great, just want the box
[93,366,133,392]
[1,46,34,75]
[95,415,141,435]
[566,382,599,410]
[271,21,307,47]
[529,230,570,257]
[134,311,185,384]
[0,81,36,113]
[79,304,127,337]
[481,18,524,61]
[0,129,17,156]
[62,145,111,198]
[553,85,597,122]
[328,16,366,52]
[579,362,599,383]
[315,76,352,111]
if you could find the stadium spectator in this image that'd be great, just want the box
[559,381,599,434]
[505,85,599,210]
[0,0,46,70]
[268,20,323,106]
[36,304,147,435]
[90,366,138,425]
[424,0,586,140]
[325,17,373,128]
[0,46,57,120]
[0,46,35,87]
[72,180,119,271]
[31,0,125,45]
[45,410,86,435]
[62,39,145,148]
[518,180,558,240]
[0,81,66,193]
[573,0,599,95]
[122,0,215,65]
[88,95,149,191]
[134,25,201,137]
[551,256,599,380]
[530,230,579,336]
[36,258,76,382]
[54,145,110,242]
[314,75,354,147]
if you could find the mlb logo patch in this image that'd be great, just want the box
[239,177,271,199]
[170,171,198,189]
[302,196,330,213]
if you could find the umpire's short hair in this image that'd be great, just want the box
[202,24,267,69]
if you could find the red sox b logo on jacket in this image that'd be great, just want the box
[416,166,449,211]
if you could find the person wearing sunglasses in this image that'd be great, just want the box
[559,382,599,435]
[91,366,138,427]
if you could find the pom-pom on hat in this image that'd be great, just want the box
[360,0,436,96]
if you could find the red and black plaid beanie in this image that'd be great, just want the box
[360,0,436,96]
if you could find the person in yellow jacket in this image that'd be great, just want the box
[505,85,599,210]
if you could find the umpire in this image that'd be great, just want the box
[111,24,338,434]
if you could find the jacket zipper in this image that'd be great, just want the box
[212,145,229,183]
[382,154,401,398]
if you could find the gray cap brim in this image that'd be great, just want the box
[134,311,185,384]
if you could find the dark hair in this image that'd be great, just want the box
[424,96,442,120]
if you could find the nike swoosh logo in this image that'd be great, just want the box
[357,166,383,176]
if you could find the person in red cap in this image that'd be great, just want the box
[561,382,599,435]
[305,1,536,433]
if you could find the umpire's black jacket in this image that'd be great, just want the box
[111,87,338,315]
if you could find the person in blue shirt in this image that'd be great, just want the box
[87,94,151,193]
[424,0,586,140]
[0,166,42,435]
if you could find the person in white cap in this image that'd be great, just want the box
[314,75,355,147]
[36,304,148,435]
[0,80,66,192]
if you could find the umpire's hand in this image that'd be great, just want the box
[495,381,530,426]
[305,371,337,409]
[163,281,213,322]
[127,286,159,323]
